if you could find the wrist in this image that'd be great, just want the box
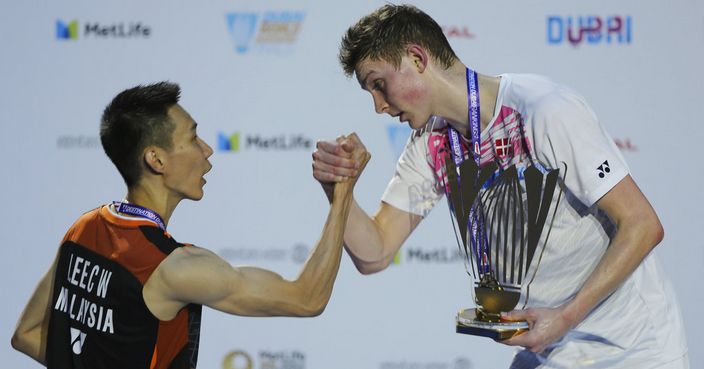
[559,300,584,330]
[321,181,335,202]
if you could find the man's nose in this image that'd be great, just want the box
[372,93,388,114]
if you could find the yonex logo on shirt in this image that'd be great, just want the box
[70,327,86,355]
[597,160,611,178]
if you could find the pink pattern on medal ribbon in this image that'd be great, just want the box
[427,106,534,189]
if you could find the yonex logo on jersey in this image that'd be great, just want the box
[597,160,611,178]
[70,327,86,354]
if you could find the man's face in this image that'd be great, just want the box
[161,104,213,201]
[355,56,431,129]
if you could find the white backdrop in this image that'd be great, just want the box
[1,1,702,368]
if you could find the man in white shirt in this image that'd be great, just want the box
[312,4,689,368]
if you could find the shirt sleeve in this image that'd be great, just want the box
[381,131,444,217]
[530,87,629,207]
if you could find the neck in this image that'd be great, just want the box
[432,62,499,137]
[124,183,179,227]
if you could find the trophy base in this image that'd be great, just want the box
[456,308,529,341]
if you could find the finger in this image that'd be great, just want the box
[312,158,358,178]
[502,309,529,322]
[312,165,348,183]
[340,139,356,154]
[500,330,532,348]
[312,148,356,169]
[317,140,353,158]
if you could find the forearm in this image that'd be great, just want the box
[12,261,56,366]
[562,213,663,328]
[322,181,397,274]
[342,201,394,274]
[293,185,354,314]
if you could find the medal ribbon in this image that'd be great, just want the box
[447,68,490,275]
[112,201,166,231]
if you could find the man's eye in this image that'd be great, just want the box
[373,81,383,91]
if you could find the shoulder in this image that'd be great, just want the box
[156,246,219,276]
[61,206,103,241]
[502,75,597,135]
[153,245,235,292]
[502,74,587,112]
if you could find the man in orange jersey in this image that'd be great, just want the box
[12,82,368,369]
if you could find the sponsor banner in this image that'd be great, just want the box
[386,124,413,160]
[218,243,310,264]
[56,19,151,40]
[217,131,313,153]
[379,357,473,369]
[222,349,305,369]
[392,246,465,266]
[547,15,632,46]
[441,25,476,39]
[225,11,306,54]
[56,135,100,149]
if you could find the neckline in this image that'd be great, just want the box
[102,204,161,229]
[481,74,508,137]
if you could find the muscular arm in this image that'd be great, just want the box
[312,134,422,274]
[12,255,58,366]
[144,145,370,319]
[503,175,663,352]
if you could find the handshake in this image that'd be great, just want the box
[312,132,371,198]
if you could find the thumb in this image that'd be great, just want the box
[340,139,356,153]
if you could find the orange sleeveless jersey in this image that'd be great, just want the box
[46,205,201,369]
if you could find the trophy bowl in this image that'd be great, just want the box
[475,287,520,317]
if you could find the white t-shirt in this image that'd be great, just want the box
[381,74,688,368]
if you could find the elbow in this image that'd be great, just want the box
[644,209,664,249]
[297,298,328,317]
[290,284,330,317]
[632,212,664,251]
[306,304,326,317]
[357,264,384,275]
[10,332,21,351]
[651,220,664,248]
[11,330,27,354]
[353,255,392,275]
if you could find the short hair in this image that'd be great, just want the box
[100,82,181,188]
[339,4,458,77]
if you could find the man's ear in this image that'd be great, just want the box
[143,146,166,175]
[406,44,429,73]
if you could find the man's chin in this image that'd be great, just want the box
[408,117,430,130]
[184,191,205,202]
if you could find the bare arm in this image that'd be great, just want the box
[12,255,59,366]
[312,134,422,274]
[503,175,663,352]
[342,201,421,274]
[144,139,369,319]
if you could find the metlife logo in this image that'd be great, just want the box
[217,131,312,153]
[56,19,151,41]
[392,246,465,265]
